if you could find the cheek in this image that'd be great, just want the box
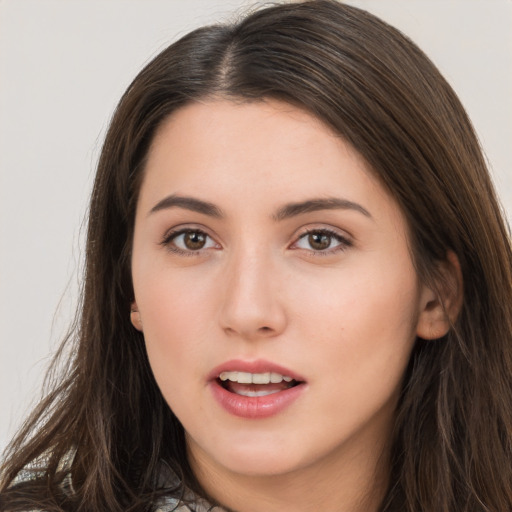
[294,253,419,327]
[134,264,218,378]
[293,255,420,379]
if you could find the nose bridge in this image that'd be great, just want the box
[219,240,286,339]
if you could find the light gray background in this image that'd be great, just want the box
[1,0,511,453]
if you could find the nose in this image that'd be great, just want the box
[219,248,287,341]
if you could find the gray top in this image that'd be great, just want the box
[12,452,226,512]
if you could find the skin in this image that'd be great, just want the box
[130,98,449,512]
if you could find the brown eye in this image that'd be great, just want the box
[163,229,218,253]
[308,232,331,250]
[183,231,207,250]
[293,229,351,253]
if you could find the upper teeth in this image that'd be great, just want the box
[219,371,293,384]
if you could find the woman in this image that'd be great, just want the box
[1,1,511,511]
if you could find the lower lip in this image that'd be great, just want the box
[209,380,306,419]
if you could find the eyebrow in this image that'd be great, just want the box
[272,197,372,221]
[149,194,371,221]
[149,195,224,218]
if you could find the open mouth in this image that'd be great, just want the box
[217,371,302,397]
[209,363,307,418]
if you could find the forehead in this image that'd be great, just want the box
[148,98,350,166]
[144,99,366,184]
[138,98,402,230]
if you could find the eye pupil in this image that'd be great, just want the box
[184,231,206,250]
[308,232,331,250]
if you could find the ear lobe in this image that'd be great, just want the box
[130,302,143,331]
[416,251,463,340]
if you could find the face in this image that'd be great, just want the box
[131,99,435,486]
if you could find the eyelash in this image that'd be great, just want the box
[160,228,217,256]
[293,228,352,256]
[160,227,352,256]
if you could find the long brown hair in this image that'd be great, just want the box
[2,1,512,511]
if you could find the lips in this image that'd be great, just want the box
[208,359,307,418]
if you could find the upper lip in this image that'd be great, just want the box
[208,359,306,383]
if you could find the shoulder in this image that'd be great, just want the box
[154,463,225,512]
[154,494,225,511]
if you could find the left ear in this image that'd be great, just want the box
[130,301,143,332]
[416,251,463,340]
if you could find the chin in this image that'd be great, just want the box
[221,455,301,478]
[198,435,316,478]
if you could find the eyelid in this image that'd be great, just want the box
[160,224,221,255]
[159,223,352,256]
[289,225,353,254]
